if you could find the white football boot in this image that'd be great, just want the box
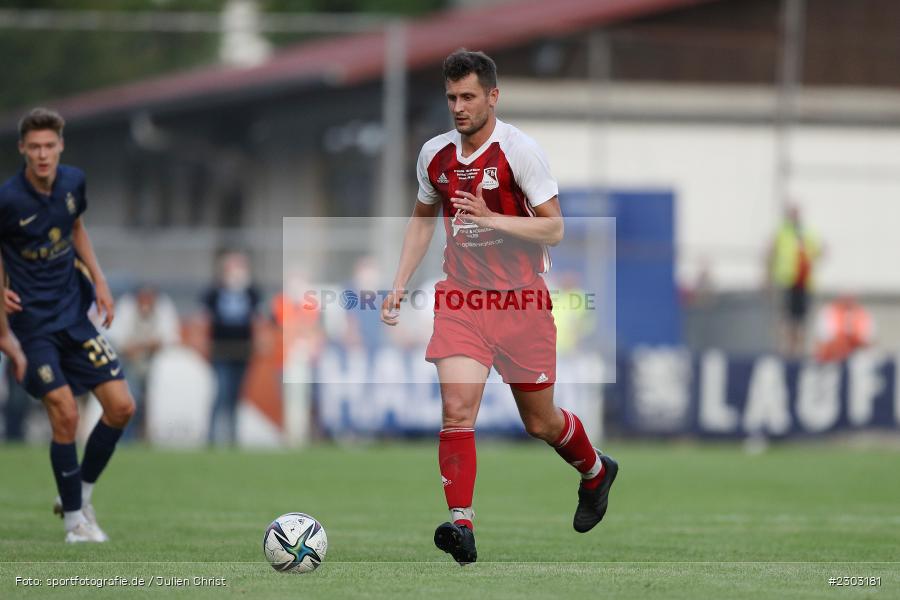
[80,504,109,542]
[64,516,106,543]
[55,497,110,542]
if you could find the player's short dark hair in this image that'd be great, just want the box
[18,107,65,140]
[443,49,497,91]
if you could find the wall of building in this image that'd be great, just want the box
[504,84,900,296]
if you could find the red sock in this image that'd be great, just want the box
[439,428,476,530]
[552,409,605,490]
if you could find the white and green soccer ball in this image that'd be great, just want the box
[263,513,328,573]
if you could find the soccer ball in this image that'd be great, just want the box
[263,513,328,573]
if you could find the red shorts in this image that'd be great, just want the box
[425,276,557,390]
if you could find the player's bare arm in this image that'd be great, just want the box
[3,286,22,313]
[381,200,441,326]
[71,216,115,328]
[452,183,564,246]
[0,257,26,381]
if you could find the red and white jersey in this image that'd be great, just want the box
[416,119,558,290]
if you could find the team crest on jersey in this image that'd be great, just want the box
[48,227,61,243]
[481,167,499,190]
[66,192,77,215]
[38,365,55,384]
[450,208,479,237]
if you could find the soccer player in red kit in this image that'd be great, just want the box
[381,50,618,564]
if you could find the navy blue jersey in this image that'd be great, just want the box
[0,164,93,341]
[203,285,260,361]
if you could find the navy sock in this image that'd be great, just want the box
[81,421,124,484]
[50,442,82,512]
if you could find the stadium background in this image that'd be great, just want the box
[0,1,898,598]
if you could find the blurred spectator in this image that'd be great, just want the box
[681,258,717,308]
[767,204,822,357]
[551,270,596,354]
[202,250,261,445]
[815,296,874,363]
[273,269,323,364]
[342,256,386,351]
[107,285,181,441]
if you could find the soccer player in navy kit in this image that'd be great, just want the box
[0,108,135,543]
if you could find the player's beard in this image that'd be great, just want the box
[455,110,488,136]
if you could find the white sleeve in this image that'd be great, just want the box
[507,137,558,207]
[416,146,441,205]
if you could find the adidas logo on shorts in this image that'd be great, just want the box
[535,373,549,384]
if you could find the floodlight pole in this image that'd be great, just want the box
[586,30,613,446]
[376,20,408,277]
[587,31,611,210]
[774,0,806,217]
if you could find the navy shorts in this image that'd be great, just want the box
[21,318,125,399]
[785,285,809,323]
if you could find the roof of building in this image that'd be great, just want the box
[32,0,722,125]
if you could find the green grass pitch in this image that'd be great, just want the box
[1,441,898,598]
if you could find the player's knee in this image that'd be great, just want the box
[107,397,136,428]
[522,416,555,442]
[442,402,476,429]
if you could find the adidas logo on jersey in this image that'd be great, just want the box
[442,476,452,487]
[535,372,549,384]
[437,172,449,184]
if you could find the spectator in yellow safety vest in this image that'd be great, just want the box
[767,204,822,357]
